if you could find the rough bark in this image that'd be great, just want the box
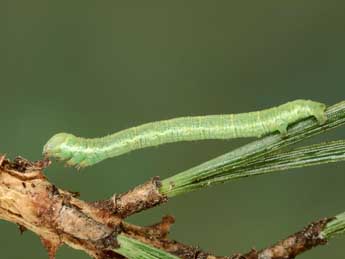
[0,155,334,259]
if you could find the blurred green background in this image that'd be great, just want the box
[1,1,345,258]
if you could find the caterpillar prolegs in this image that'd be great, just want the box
[43,99,327,168]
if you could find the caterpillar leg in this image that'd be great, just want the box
[76,153,105,169]
[276,120,289,136]
[75,159,94,169]
[312,110,327,125]
[65,154,86,168]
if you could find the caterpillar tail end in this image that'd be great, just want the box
[312,102,327,125]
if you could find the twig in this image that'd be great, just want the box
[91,177,167,218]
[114,213,345,259]
[2,155,344,259]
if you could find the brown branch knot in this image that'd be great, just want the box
[231,217,333,259]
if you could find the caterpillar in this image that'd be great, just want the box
[43,99,327,169]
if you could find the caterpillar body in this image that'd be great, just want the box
[43,99,327,168]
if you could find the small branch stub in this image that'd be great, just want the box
[232,218,332,259]
[92,176,168,218]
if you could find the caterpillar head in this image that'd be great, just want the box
[43,133,76,161]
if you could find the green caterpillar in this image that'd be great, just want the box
[43,99,326,168]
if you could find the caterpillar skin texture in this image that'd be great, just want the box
[43,99,326,168]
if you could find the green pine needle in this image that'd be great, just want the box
[115,234,180,259]
[160,101,345,197]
